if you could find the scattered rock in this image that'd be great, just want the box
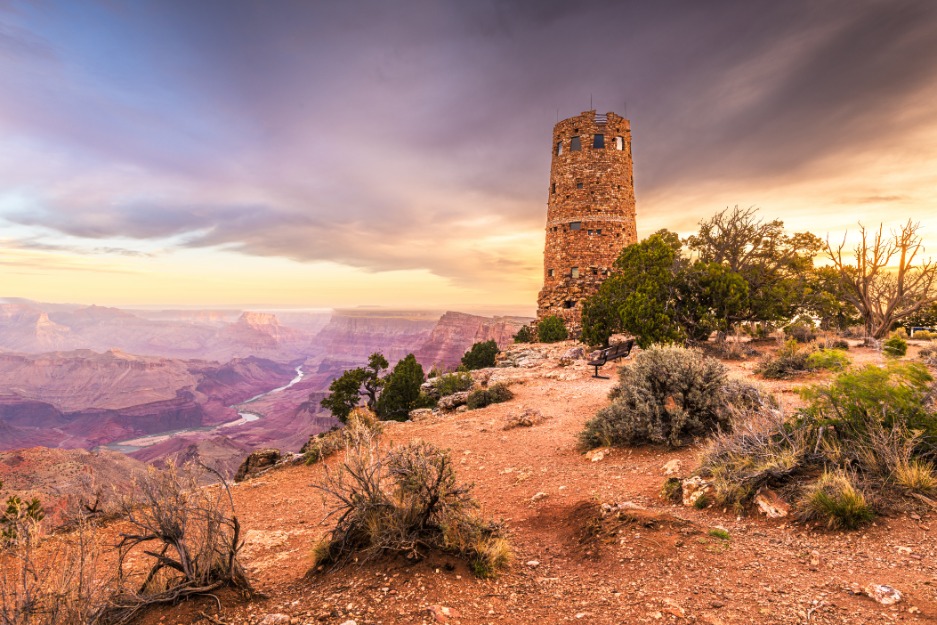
[662,598,686,618]
[865,584,902,606]
[428,605,460,623]
[681,476,713,507]
[753,487,790,518]
[586,448,609,462]
[234,448,281,482]
[601,501,645,516]
[562,346,585,360]
[438,392,470,411]
[258,614,291,625]
[240,529,289,558]
[558,356,574,367]
[662,459,683,475]
[408,408,434,422]
[531,492,549,503]
[455,405,470,414]
[504,407,545,429]
[526,560,540,567]
[809,550,820,569]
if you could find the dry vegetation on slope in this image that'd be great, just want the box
[4,339,937,625]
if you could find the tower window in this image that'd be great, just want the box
[569,221,581,231]
[551,183,556,194]
[592,268,599,275]
[548,269,555,278]
[570,136,581,151]
[570,267,579,279]
[563,300,576,309]
[596,229,602,235]
[593,134,605,149]
[587,229,593,235]
[556,141,563,156]
[576,182,583,189]
[615,136,624,150]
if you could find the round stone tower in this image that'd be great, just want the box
[537,110,637,326]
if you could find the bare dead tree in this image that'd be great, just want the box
[827,220,937,338]
[101,462,251,625]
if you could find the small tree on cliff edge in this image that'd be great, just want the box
[320,352,388,423]
[461,340,499,370]
[376,354,428,421]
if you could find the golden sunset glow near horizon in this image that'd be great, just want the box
[2,1,936,316]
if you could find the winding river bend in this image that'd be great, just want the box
[104,365,305,453]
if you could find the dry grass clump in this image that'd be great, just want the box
[303,407,383,464]
[798,471,874,530]
[312,433,509,578]
[580,345,768,449]
[104,462,251,625]
[755,339,811,379]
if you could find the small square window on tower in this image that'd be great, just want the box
[615,136,624,150]
[570,136,581,151]
[576,182,583,189]
[593,134,605,149]
[548,269,555,278]
[570,267,579,279]
[569,221,581,231]
[556,141,563,156]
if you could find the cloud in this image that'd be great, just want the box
[1,0,937,298]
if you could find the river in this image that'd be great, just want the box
[104,365,305,453]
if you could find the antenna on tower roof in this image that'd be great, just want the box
[590,94,593,110]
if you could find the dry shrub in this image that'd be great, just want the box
[698,411,809,509]
[1,505,109,625]
[580,345,767,449]
[103,462,251,625]
[312,434,509,578]
[303,407,382,464]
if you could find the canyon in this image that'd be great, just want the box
[0,300,532,474]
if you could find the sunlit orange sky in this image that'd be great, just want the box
[1,1,936,316]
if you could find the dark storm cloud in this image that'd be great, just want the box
[2,0,937,285]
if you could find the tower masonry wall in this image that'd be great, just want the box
[537,110,637,327]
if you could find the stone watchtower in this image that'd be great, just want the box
[537,110,637,326]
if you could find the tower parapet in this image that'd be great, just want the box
[537,110,637,326]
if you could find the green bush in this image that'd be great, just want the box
[580,345,766,449]
[829,339,850,350]
[806,349,851,372]
[883,333,908,358]
[537,315,568,343]
[461,340,499,370]
[755,339,811,379]
[799,362,936,450]
[912,330,936,341]
[466,383,514,409]
[797,471,873,530]
[434,371,475,397]
[0,480,45,546]
[513,325,534,343]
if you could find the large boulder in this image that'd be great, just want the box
[235,448,281,482]
[438,391,470,411]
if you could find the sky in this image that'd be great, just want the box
[1,0,936,314]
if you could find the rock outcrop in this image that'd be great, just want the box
[416,312,532,370]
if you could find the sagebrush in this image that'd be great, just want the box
[580,345,768,449]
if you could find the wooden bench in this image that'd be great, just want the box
[587,339,635,378]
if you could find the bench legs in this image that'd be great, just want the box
[592,365,609,379]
